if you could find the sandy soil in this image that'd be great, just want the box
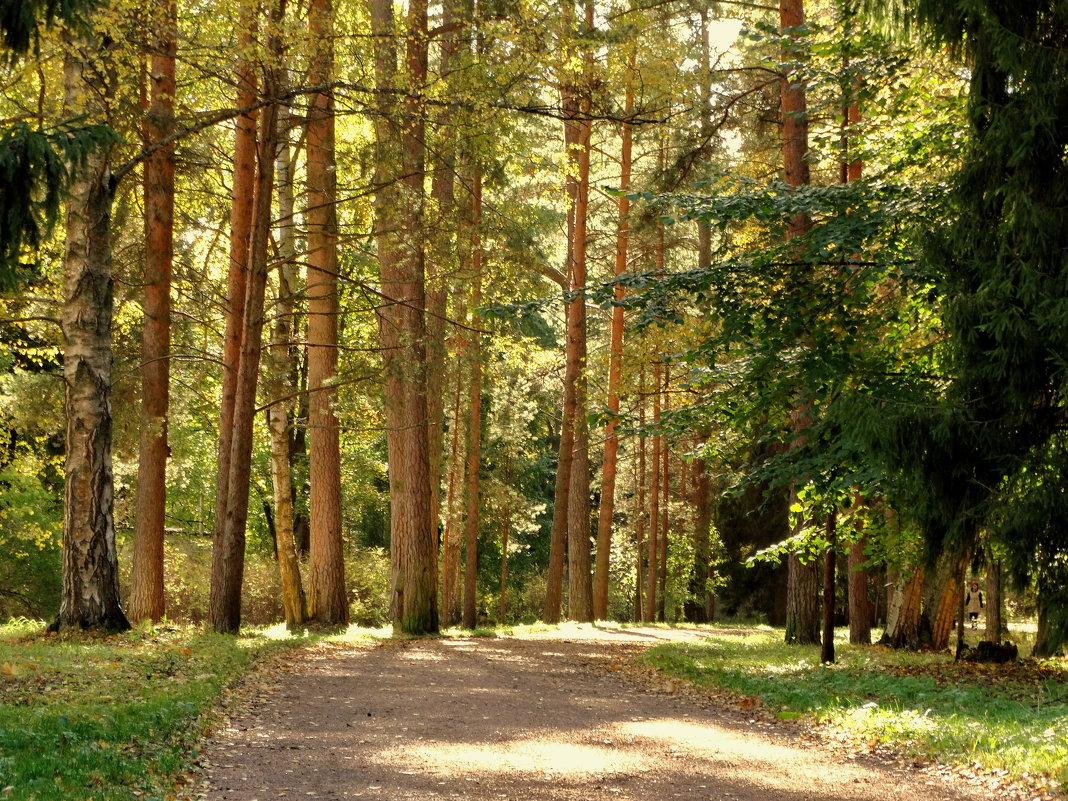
[195,627,979,801]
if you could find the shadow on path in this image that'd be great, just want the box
[198,631,967,801]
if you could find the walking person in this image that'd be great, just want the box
[965,580,984,630]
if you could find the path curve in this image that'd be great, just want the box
[197,628,971,801]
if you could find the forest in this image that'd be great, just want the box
[0,0,1066,658]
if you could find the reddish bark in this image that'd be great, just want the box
[210,50,281,634]
[210,7,257,632]
[370,0,438,634]
[306,0,347,625]
[129,0,176,624]
[592,50,634,620]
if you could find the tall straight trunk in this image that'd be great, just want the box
[821,512,837,664]
[689,430,714,623]
[498,515,509,623]
[306,0,347,625]
[441,345,466,626]
[847,538,871,644]
[369,0,438,634]
[657,364,669,622]
[210,33,282,633]
[461,170,483,630]
[634,367,646,620]
[129,0,176,624]
[55,35,128,632]
[543,296,574,623]
[985,553,1003,641]
[644,362,661,623]
[266,101,307,629]
[561,0,595,623]
[592,49,634,620]
[696,8,714,275]
[780,0,816,645]
[212,7,258,588]
[426,0,463,549]
[780,0,811,237]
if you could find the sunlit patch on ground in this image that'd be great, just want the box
[389,739,652,776]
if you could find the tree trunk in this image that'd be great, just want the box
[689,431,715,623]
[266,100,307,629]
[592,48,634,620]
[129,0,176,624]
[780,0,811,239]
[657,364,669,622]
[441,363,465,626]
[1033,572,1068,658]
[55,36,129,632]
[212,8,257,611]
[209,12,282,632]
[880,567,924,648]
[920,545,966,651]
[462,171,483,631]
[984,554,1003,642]
[821,512,837,664]
[847,537,871,644]
[785,553,820,644]
[426,0,463,554]
[634,368,646,621]
[306,0,347,625]
[644,362,661,623]
[543,294,574,623]
[369,0,438,635]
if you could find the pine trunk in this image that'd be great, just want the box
[426,0,463,551]
[984,555,1003,642]
[210,51,281,633]
[820,512,837,664]
[592,53,633,620]
[56,37,128,632]
[644,363,661,623]
[441,365,465,626]
[847,538,871,644]
[689,431,714,623]
[921,547,966,651]
[634,369,646,620]
[461,172,483,631]
[266,102,307,629]
[212,10,257,597]
[370,0,438,634]
[880,568,924,648]
[129,0,176,624]
[785,553,820,644]
[306,0,347,625]
[657,365,669,622]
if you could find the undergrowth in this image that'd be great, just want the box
[640,629,1068,791]
[0,619,308,800]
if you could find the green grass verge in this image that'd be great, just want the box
[639,629,1068,789]
[0,618,309,801]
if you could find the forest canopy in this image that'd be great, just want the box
[0,0,1064,655]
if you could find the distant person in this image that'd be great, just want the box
[965,581,984,629]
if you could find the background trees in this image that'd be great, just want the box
[0,0,1064,654]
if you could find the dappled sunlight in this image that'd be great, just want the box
[400,649,445,662]
[389,738,651,777]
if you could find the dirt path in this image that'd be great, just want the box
[196,628,972,801]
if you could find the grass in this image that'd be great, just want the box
[0,618,313,801]
[639,628,1068,792]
